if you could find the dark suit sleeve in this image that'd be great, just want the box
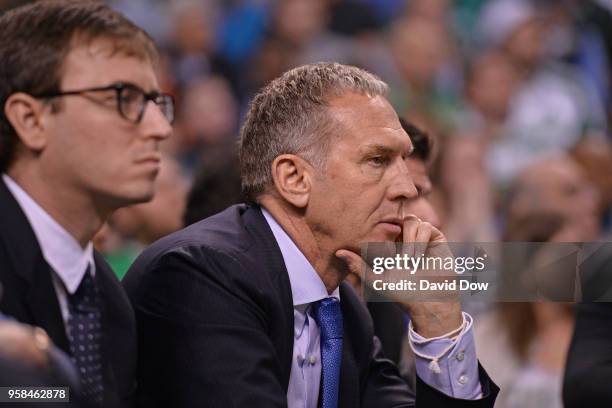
[124,247,288,408]
[362,335,498,407]
[564,302,612,408]
[361,335,416,407]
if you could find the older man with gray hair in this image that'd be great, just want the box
[124,62,498,407]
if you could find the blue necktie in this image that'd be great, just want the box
[313,297,343,408]
[67,268,104,405]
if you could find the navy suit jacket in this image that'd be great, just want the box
[124,204,498,407]
[0,179,136,408]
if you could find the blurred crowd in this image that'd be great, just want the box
[96,0,612,262]
[1,0,609,407]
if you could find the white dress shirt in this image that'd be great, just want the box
[2,174,95,327]
[262,209,338,408]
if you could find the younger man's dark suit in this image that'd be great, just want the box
[0,179,136,408]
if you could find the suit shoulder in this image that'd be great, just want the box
[139,205,253,265]
[123,205,268,297]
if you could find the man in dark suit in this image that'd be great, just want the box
[124,62,498,407]
[0,2,173,407]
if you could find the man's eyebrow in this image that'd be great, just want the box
[363,144,413,156]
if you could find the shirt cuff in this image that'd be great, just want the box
[408,312,483,399]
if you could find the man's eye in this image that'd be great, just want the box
[120,94,138,105]
[368,156,388,167]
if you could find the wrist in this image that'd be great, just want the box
[406,302,462,338]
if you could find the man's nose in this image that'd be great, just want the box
[140,101,172,141]
[387,160,418,201]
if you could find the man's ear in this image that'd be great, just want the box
[270,154,314,208]
[4,92,50,152]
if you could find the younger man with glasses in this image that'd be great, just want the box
[0,1,172,407]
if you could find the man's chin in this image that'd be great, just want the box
[127,189,155,205]
[101,184,155,210]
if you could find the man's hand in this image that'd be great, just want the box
[0,321,51,367]
[337,217,462,338]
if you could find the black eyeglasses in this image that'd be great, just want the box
[33,82,175,125]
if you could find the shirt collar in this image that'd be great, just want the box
[261,208,339,307]
[3,174,95,294]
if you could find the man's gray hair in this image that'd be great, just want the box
[239,62,389,202]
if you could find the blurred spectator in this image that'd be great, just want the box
[169,1,240,93]
[441,51,520,241]
[438,136,498,241]
[245,33,297,100]
[474,154,600,408]
[405,0,450,25]
[110,0,172,45]
[388,16,460,134]
[442,0,608,241]
[327,0,391,80]
[184,147,243,226]
[360,0,404,25]
[328,0,383,36]
[541,1,611,112]
[476,0,608,186]
[154,50,180,105]
[571,138,612,232]
[507,154,601,241]
[457,51,521,142]
[217,0,270,65]
[173,75,239,174]
[398,118,441,228]
[242,0,355,100]
[272,0,353,65]
[475,300,574,408]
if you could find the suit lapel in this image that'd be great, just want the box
[338,283,361,408]
[339,328,360,408]
[95,254,119,404]
[95,251,137,405]
[25,259,70,353]
[242,205,295,390]
[0,179,69,352]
